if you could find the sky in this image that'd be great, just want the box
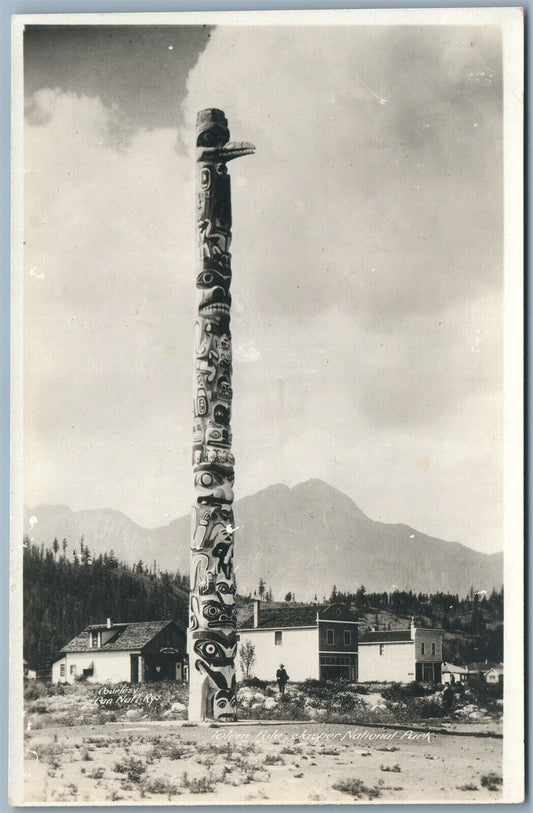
[23,21,504,553]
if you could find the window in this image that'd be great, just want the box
[70,665,76,676]
[431,642,436,656]
[326,629,334,645]
[60,663,65,677]
[275,631,282,645]
[344,630,351,646]
[421,642,425,655]
[320,655,351,666]
[379,644,385,656]
[90,631,99,648]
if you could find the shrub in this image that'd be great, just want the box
[113,756,146,783]
[480,773,503,791]
[333,777,381,799]
[380,763,401,772]
[457,783,478,791]
[142,777,179,796]
[182,774,215,793]
[24,681,49,701]
[264,754,284,765]
[241,677,269,691]
[381,682,434,702]
[467,679,503,708]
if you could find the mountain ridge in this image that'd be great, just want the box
[24,479,502,598]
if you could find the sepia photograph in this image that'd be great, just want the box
[10,8,523,805]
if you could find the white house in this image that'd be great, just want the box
[238,602,359,682]
[442,662,468,684]
[484,665,503,684]
[52,619,186,684]
[358,621,443,683]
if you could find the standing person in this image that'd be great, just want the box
[276,664,289,695]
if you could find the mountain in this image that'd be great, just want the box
[25,479,503,598]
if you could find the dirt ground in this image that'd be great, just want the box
[22,718,503,804]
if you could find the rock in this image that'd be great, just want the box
[461,704,478,714]
[125,708,143,721]
[306,707,318,719]
[170,701,186,713]
[253,692,265,703]
[250,702,263,711]
[264,697,277,710]
[315,708,327,718]
[468,711,482,720]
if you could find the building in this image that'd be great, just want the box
[52,619,186,685]
[238,602,359,682]
[358,621,443,683]
[441,662,468,684]
[466,662,503,683]
[484,666,503,684]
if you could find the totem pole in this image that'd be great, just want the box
[188,109,255,722]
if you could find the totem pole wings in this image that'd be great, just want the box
[188,109,255,722]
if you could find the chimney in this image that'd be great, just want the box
[106,617,112,629]
[253,600,260,629]
[410,616,415,639]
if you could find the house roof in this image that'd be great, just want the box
[359,629,413,643]
[239,603,358,630]
[58,620,179,654]
[442,662,468,674]
[241,606,319,629]
[467,662,502,672]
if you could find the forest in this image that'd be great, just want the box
[23,538,189,672]
[23,539,503,673]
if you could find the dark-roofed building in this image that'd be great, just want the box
[52,618,186,684]
[358,620,443,683]
[238,601,359,682]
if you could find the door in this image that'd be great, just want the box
[130,654,139,683]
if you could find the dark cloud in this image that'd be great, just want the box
[24,24,213,130]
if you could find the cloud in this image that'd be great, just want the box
[23,24,503,553]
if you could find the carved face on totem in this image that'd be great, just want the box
[194,469,234,503]
[196,595,237,628]
[193,630,238,668]
[213,688,237,721]
[196,109,230,149]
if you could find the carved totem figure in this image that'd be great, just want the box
[188,109,254,721]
